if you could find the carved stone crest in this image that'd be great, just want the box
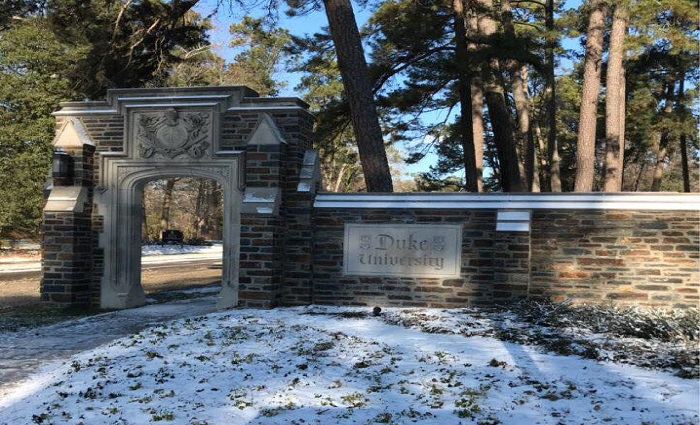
[137,108,210,158]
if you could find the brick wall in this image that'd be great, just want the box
[530,210,699,309]
[309,194,699,310]
[311,208,503,308]
[238,215,283,308]
[45,88,699,312]
[280,191,315,305]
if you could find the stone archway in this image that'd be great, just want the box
[97,159,242,309]
[41,87,318,309]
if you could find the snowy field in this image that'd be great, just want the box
[141,243,223,256]
[0,305,697,425]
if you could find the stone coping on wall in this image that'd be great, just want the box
[52,86,311,116]
[314,192,700,211]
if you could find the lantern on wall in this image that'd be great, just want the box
[52,148,73,182]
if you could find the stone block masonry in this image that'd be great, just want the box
[530,210,699,308]
[310,193,699,310]
[44,86,317,309]
[311,209,497,308]
[43,86,699,311]
[41,210,93,305]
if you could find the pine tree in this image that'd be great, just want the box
[602,1,629,192]
[321,0,393,192]
[0,18,83,238]
[574,0,608,192]
[226,16,293,96]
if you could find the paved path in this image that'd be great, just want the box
[0,297,219,397]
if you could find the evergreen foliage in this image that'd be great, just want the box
[0,0,697,238]
[0,0,210,239]
[0,18,83,239]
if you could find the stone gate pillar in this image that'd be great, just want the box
[41,120,95,305]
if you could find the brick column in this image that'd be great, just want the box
[41,208,92,305]
[41,141,95,307]
[238,215,283,308]
[492,210,532,303]
[238,115,287,308]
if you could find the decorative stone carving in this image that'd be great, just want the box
[116,166,147,184]
[137,108,211,158]
[116,164,233,186]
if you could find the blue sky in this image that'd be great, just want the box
[195,0,376,97]
[194,0,582,178]
[194,0,434,175]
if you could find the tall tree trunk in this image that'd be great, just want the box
[650,83,675,191]
[650,139,668,192]
[574,0,607,192]
[535,121,551,192]
[483,71,525,192]
[471,78,485,192]
[676,77,691,192]
[194,178,207,239]
[679,133,690,192]
[477,0,525,192]
[160,178,176,233]
[602,2,628,192]
[323,0,393,192]
[452,0,478,192]
[545,0,561,191]
[211,181,222,239]
[633,161,646,191]
[500,0,531,190]
[467,5,484,191]
[333,163,348,192]
[142,193,148,241]
[511,64,534,191]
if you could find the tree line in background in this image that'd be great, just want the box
[142,178,223,242]
[0,0,697,241]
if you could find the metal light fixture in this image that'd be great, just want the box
[52,148,73,182]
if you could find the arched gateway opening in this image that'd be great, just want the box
[98,161,241,309]
[41,87,319,310]
[140,177,224,299]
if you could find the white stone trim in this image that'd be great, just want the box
[97,156,244,310]
[246,114,287,146]
[496,210,531,232]
[314,193,700,211]
[115,94,232,102]
[53,118,95,148]
[53,109,119,116]
[242,187,281,216]
[120,102,221,109]
[227,106,309,112]
[53,104,310,116]
[297,150,321,193]
[44,187,88,213]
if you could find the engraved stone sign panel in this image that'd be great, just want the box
[343,224,462,277]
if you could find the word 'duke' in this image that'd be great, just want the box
[343,224,462,278]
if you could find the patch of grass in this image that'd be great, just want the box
[150,410,175,421]
[341,391,369,408]
[145,283,220,304]
[0,304,99,332]
[0,283,221,333]
[313,341,335,351]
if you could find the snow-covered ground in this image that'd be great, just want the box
[0,244,223,273]
[0,305,697,425]
[141,243,223,256]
